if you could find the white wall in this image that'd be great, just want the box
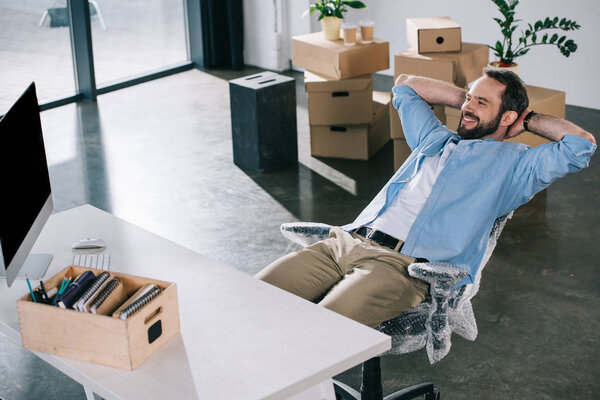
[243,0,290,71]
[244,0,313,71]
[284,0,600,109]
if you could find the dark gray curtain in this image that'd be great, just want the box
[200,0,244,69]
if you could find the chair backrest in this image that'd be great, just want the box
[449,212,513,309]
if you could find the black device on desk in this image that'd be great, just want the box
[0,83,54,287]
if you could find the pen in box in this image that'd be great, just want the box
[25,275,36,303]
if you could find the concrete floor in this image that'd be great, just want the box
[0,68,599,399]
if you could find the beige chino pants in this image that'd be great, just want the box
[256,228,429,328]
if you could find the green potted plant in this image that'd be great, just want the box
[489,0,580,74]
[304,0,367,40]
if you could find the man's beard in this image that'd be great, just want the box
[457,110,503,140]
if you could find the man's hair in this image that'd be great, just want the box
[483,67,529,115]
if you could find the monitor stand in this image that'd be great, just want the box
[0,254,53,281]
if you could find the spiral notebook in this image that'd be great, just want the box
[89,277,128,315]
[112,284,162,320]
[73,271,111,312]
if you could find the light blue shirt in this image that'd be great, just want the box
[342,85,596,287]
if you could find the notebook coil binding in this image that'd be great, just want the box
[74,272,110,310]
[119,286,162,320]
[90,277,121,311]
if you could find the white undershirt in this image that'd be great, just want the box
[367,142,457,241]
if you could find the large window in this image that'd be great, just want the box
[0,0,76,114]
[0,0,192,114]
[90,0,188,86]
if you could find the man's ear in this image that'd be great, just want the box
[501,110,519,127]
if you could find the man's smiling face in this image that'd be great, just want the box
[457,76,506,140]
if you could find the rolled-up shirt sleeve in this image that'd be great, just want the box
[392,85,443,150]
[504,134,596,211]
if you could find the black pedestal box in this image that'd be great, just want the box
[229,72,298,172]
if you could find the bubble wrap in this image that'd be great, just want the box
[280,213,512,364]
[280,222,332,247]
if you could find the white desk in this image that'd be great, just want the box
[0,205,390,399]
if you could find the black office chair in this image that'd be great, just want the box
[280,213,512,400]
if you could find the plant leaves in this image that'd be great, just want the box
[543,17,551,28]
[495,40,503,52]
[492,0,509,11]
[558,36,566,45]
[542,33,548,43]
[550,33,558,44]
[342,1,367,9]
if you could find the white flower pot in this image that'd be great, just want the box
[488,61,520,76]
[321,16,342,40]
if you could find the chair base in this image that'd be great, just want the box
[333,357,440,400]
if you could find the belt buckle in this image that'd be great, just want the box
[364,227,375,240]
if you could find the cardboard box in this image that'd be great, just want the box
[394,43,489,88]
[504,85,565,147]
[406,17,461,53]
[292,32,389,80]
[393,138,413,171]
[310,91,391,160]
[17,265,180,370]
[306,71,373,125]
[390,98,447,139]
[443,106,462,132]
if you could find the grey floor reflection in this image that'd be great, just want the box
[46,102,111,213]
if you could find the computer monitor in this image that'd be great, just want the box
[0,83,53,287]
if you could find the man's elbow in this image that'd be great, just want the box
[585,131,596,146]
[573,128,596,146]
[395,74,414,87]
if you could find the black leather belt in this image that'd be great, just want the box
[355,226,429,263]
[355,226,402,251]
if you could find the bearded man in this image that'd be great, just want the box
[256,68,596,329]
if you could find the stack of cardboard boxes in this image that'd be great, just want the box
[292,32,391,160]
[392,17,567,170]
[391,17,490,170]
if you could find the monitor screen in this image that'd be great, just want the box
[0,83,52,285]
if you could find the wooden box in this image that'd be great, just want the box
[17,265,180,370]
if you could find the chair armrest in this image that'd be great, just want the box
[408,262,469,289]
[280,222,332,247]
[408,262,469,364]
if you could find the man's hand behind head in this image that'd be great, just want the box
[504,107,532,140]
